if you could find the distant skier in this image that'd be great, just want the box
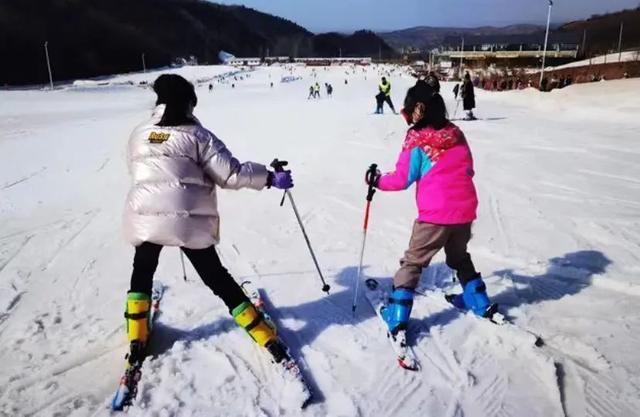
[540,77,548,91]
[308,85,315,99]
[366,79,495,338]
[208,83,213,93]
[326,83,333,97]
[122,74,295,373]
[375,76,396,114]
[314,82,321,98]
[460,72,476,120]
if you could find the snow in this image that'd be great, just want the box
[1,64,640,417]
[549,50,640,71]
[72,65,238,87]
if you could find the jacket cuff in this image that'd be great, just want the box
[249,163,270,190]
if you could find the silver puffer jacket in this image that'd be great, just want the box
[123,105,268,249]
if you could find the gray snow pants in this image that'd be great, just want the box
[393,221,478,290]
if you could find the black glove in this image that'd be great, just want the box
[365,167,381,188]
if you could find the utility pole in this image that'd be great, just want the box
[581,29,587,57]
[618,21,624,62]
[459,36,465,78]
[339,48,342,58]
[539,0,553,89]
[142,53,146,73]
[44,41,54,90]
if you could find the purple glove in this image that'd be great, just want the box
[267,170,294,190]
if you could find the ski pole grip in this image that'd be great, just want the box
[365,163,378,202]
[270,158,289,206]
[270,158,288,173]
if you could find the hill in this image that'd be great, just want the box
[558,7,640,56]
[380,8,640,57]
[2,64,640,417]
[0,0,393,86]
[312,30,395,58]
[379,24,543,51]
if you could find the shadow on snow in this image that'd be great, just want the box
[144,249,610,404]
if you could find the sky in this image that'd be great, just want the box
[211,0,640,32]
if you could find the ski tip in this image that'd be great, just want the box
[300,394,314,409]
[398,358,419,371]
[111,388,127,411]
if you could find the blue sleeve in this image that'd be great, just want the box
[406,147,432,187]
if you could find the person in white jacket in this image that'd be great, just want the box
[122,74,294,367]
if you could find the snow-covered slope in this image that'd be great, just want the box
[549,50,639,71]
[1,65,639,417]
[72,65,238,87]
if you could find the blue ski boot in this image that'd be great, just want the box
[381,288,414,334]
[445,275,497,318]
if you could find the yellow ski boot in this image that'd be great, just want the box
[124,292,151,364]
[232,301,277,347]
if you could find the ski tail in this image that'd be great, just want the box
[363,278,419,371]
[240,281,314,408]
[111,282,165,411]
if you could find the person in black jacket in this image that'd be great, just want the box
[460,72,476,120]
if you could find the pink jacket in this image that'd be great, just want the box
[378,123,478,225]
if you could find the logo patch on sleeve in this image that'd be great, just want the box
[148,132,170,144]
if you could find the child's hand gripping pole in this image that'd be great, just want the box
[352,163,378,315]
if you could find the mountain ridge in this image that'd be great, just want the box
[0,0,393,86]
[378,24,544,51]
[378,8,640,54]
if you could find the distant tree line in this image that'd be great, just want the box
[0,0,395,86]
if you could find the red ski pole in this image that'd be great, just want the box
[352,163,378,314]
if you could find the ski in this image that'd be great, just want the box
[240,281,313,409]
[363,278,419,371]
[420,289,544,347]
[111,281,165,411]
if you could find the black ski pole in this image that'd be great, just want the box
[179,250,188,281]
[271,159,330,294]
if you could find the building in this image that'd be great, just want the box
[293,57,372,66]
[264,56,290,64]
[436,32,581,68]
[228,57,261,67]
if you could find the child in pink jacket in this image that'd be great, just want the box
[367,80,495,335]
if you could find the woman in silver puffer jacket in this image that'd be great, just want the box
[121,74,294,368]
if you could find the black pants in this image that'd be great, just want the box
[129,242,248,313]
[376,93,395,113]
[384,96,396,112]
